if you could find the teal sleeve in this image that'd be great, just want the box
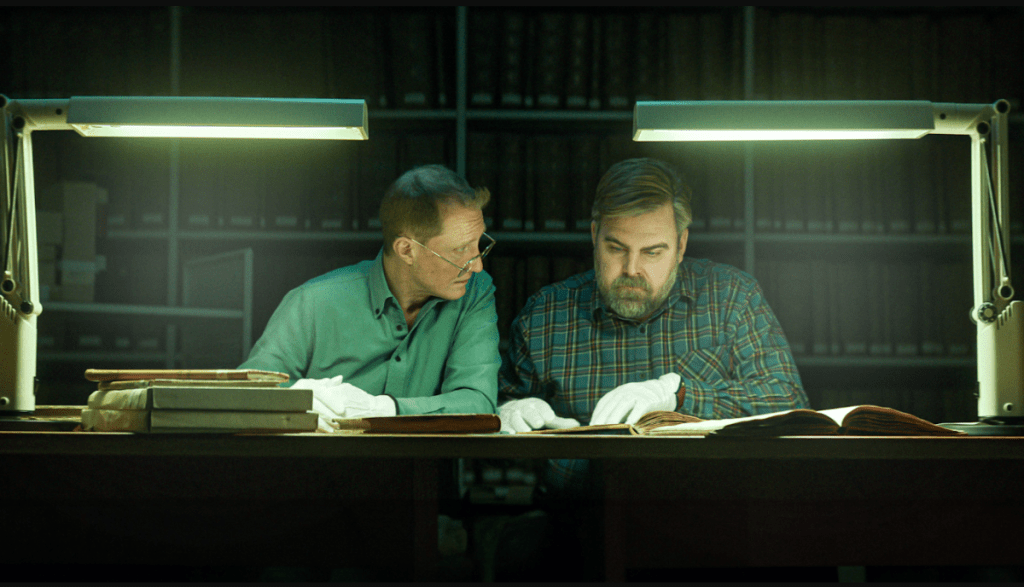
[393,274,500,415]
[238,288,311,383]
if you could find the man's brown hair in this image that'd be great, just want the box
[592,158,692,237]
[380,165,490,255]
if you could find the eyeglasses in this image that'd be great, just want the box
[410,232,496,278]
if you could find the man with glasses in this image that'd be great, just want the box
[240,165,500,424]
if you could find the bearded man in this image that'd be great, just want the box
[497,157,808,491]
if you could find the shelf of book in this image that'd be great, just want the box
[370,109,458,121]
[794,356,976,369]
[465,110,633,123]
[38,351,170,364]
[44,301,243,320]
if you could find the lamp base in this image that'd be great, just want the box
[938,421,1024,436]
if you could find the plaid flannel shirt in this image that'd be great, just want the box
[498,257,808,490]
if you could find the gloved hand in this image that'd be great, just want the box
[294,375,346,392]
[498,397,580,433]
[590,373,681,426]
[298,375,397,419]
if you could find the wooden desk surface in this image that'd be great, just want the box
[4,430,1024,460]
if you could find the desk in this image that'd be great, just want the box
[2,432,1023,580]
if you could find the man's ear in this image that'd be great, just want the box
[393,237,416,265]
[590,221,598,247]
[677,228,689,262]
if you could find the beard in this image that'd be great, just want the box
[597,262,678,321]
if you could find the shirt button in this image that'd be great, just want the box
[395,355,402,362]
[396,324,404,331]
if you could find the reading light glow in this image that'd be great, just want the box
[634,128,934,142]
[71,124,368,140]
[633,100,937,143]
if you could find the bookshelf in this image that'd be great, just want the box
[4,6,1022,420]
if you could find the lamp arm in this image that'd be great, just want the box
[0,98,42,412]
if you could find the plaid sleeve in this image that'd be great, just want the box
[497,308,544,404]
[681,277,809,419]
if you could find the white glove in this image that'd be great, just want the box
[498,397,580,434]
[298,375,397,420]
[590,373,681,426]
[294,375,346,392]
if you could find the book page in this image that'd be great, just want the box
[644,409,804,436]
[817,406,862,426]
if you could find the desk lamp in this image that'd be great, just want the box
[1,96,368,413]
[634,100,1019,434]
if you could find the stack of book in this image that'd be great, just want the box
[79,369,317,434]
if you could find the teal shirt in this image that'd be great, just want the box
[239,250,500,415]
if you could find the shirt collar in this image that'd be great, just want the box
[370,248,447,320]
[369,249,394,319]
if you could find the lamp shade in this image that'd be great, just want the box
[65,96,368,140]
[633,100,936,141]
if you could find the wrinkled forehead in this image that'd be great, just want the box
[429,203,485,247]
[597,205,678,245]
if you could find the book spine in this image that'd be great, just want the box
[499,11,527,108]
[587,13,603,109]
[467,133,499,228]
[357,134,398,231]
[602,13,631,110]
[468,10,498,108]
[632,12,661,102]
[497,134,526,231]
[390,11,435,109]
[569,135,600,231]
[564,12,590,109]
[808,261,832,356]
[533,135,569,231]
[533,12,568,109]
[836,262,869,355]
[665,13,700,101]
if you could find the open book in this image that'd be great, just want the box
[523,406,965,437]
[330,414,501,434]
[520,411,703,435]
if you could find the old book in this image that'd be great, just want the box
[80,408,318,433]
[519,410,704,435]
[98,378,284,391]
[87,385,312,412]
[499,10,527,108]
[564,12,590,109]
[331,414,500,434]
[666,12,700,101]
[533,12,567,109]
[468,9,499,107]
[835,262,869,355]
[389,11,436,108]
[771,259,812,356]
[632,12,661,102]
[533,135,569,231]
[602,13,631,110]
[644,405,964,437]
[84,369,289,383]
[497,134,526,230]
[569,135,600,231]
[357,133,398,230]
[809,260,835,356]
